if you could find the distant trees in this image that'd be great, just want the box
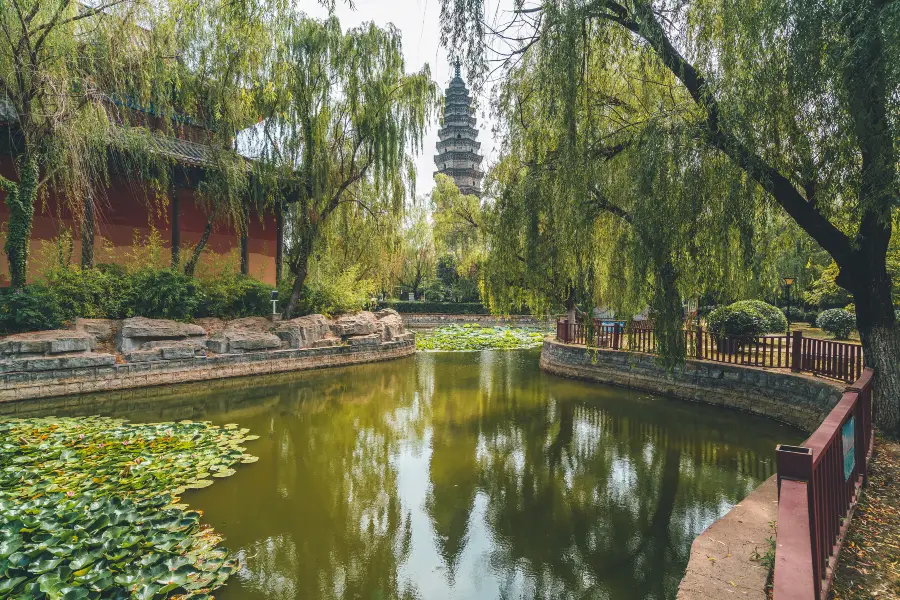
[440,0,900,433]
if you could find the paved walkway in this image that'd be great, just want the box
[677,476,778,600]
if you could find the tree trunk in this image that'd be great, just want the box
[81,192,95,269]
[2,154,38,289]
[240,203,250,276]
[843,253,900,434]
[183,216,214,277]
[284,250,312,319]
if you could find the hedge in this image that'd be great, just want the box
[381,301,490,315]
[707,300,788,337]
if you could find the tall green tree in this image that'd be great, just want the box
[252,16,437,317]
[440,0,900,433]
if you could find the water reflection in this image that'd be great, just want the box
[22,349,802,599]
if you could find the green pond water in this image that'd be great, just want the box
[20,349,803,600]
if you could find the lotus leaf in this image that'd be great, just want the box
[415,324,548,351]
[0,416,258,599]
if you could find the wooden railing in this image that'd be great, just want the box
[555,319,864,384]
[773,368,874,600]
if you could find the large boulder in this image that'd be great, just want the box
[223,317,273,332]
[331,312,378,338]
[207,330,282,354]
[74,318,119,344]
[275,314,334,349]
[117,317,206,352]
[0,330,95,356]
[375,310,405,342]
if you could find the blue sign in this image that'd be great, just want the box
[842,417,855,481]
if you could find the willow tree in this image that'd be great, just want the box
[251,16,437,317]
[441,0,900,433]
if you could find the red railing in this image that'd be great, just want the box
[555,319,863,384]
[773,368,874,600]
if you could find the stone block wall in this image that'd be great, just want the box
[541,338,844,432]
[0,337,415,403]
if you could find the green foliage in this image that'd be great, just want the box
[382,301,489,314]
[0,416,258,599]
[197,274,271,319]
[44,265,134,320]
[781,306,805,323]
[280,264,376,317]
[707,300,788,337]
[127,269,201,320]
[817,309,856,340]
[415,324,545,351]
[0,286,64,334]
[803,262,854,308]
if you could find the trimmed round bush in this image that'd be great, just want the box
[781,306,805,323]
[707,300,788,337]
[816,308,856,340]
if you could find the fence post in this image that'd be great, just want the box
[774,444,819,600]
[612,323,621,350]
[696,326,704,360]
[791,330,803,372]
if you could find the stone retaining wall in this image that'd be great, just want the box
[541,338,844,431]
[403,313,552,328]
[0,337,415,403]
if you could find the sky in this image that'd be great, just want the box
[304,0,504,198]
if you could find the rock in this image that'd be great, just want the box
[74,318,119,344]
[117,317,206,352]
[376,312,405,341]
[207,330,281,354]
[224,317,273,332]
[0,330,95,356]
[139,339,207,360]
[347,333,381,347]
[374,308,400,319]
[0,352,115,373]
[124,349,163,363]
[193,317,226,336]
[312,338,340,348]
[331,312,378,338]
[275,314,333,349]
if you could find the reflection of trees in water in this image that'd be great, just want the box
[419,351,780,599]
[20,351,794,600]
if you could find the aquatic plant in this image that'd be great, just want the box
[0,417,258,599]
[415,324,546,351]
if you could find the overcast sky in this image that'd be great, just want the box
[304,0,504,198]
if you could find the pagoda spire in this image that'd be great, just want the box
[434,62,483,197]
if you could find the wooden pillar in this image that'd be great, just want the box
[80,191,95,269]
[275,200,284,285]
[240,202,250,276]
[171,183,181,269]
[791,330,803,372]
[696,326,704,360]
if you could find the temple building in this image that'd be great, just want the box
[434,61,484,197]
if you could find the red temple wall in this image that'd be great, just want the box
[0,155,277,285]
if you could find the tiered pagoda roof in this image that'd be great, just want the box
[433,60,483,197]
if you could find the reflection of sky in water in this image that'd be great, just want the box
[28,350,805,600]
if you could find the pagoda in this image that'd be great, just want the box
[434,60,483,197]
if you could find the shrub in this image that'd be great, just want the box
[816,308,856,340]
[43,265,134,320]
[780,306,805,323]
[129,268,201,320]
[707,300,788,337]
[804,310,820,325]
[198,274,271,318]
[383,301,490,314]
[0,286,64,334]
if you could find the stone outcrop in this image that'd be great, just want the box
[331,312,378,338]
[375,309,405,342]
[0,330,95,356]
[74,318,119,344]
[275,314,334,349]
[117,317,206,352]
[207,330,282,354]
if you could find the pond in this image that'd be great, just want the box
[20,349,803,600]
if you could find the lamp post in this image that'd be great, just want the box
[782,276,795,332]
